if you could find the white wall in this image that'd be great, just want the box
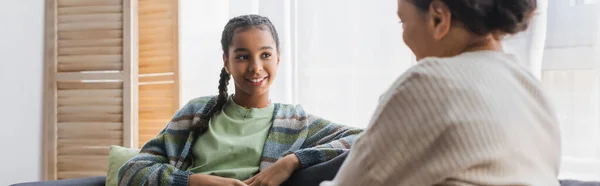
[0,0,44,185]
[179,0,230,105]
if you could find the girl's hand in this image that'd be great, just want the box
[189,173,248,186]
[243,154,301,186]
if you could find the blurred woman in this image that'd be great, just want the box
[321,0,561,185]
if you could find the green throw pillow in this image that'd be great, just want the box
[106,145,140,186]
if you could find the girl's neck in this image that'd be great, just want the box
[232,92,271,109]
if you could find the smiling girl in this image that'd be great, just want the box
[117,14,363,186]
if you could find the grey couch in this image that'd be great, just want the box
[11,152,600,186]
[11,152,349,186]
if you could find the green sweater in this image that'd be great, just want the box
[117,96,364,186]
[188,96,275,180]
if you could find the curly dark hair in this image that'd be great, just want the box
[409,0,537,35]
[191,14,280,136]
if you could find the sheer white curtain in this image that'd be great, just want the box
[180,0,600,181]
[540,0,600,181]
[292,0,414,127]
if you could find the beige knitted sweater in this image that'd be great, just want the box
[321,51,561,186]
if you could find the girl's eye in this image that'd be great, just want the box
[236,55,249,60]
[261,53,271,58]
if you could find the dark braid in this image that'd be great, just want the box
[191,14,280,136]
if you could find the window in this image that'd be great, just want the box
[541,0,600,181]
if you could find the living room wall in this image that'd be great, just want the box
[0,0,44,185]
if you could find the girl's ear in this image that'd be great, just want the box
[222,54,230,74]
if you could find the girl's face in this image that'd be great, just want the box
[224,27,280,98]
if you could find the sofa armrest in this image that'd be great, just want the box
[282,151,349,186]
[10,176,106,186]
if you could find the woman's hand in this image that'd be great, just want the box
[243,154,301,186]
[189,173,247,186]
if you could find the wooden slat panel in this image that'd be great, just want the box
[59,97,122,106]
[58,0,122,7]
[58,139,122,147]
[140,65,173,74]
[139,4,169,14]
[58,171,107,180]
[58,158,108,172]
[59,38,123,47]
[139,98,172,107]
[139,42,171,51]
[59,47,122,55]
[58,165,107,173]
[139,97,173,103]
[139,75,174,83]
[57,146,110,156]
[58,6,122,15]
[58,54,122,64]
[139,113,172,120]
[43,0,58,180]
[139,26,171,36]
[138,104,172,110]
[58,114,123,122]
[138,0,179,149]
[139,11,172,21]
[140,119,171,127]
[139,33,171,43]
[58,63,122,72]
[58,13,122,23]
[58,155,108,164]
[139,1,170,7]
[139,83,173,90]
[139,89,173,97]
[139,19,172,29]
[56,72,124,81]
[139,55,171,65]
[139,105,173,114]
[58,122,123,131]
[140,108,174,115]
[139,48,171,57]
[58,106,123,114]
[58,89,122,97]
[58,130,123,139]
[58,30,122,40]
[58,21,123,31]
[58,82,122,90]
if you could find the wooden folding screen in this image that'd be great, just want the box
[137,0,180,148]
[43,0,138,180]
[43,0,179,180]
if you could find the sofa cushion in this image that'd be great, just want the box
[106,145,140,186]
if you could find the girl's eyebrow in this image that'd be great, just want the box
[233,46,273,52]
[233,48,249,52]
